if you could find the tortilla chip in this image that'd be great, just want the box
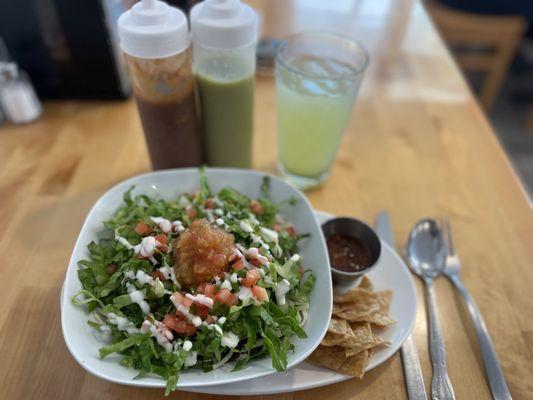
[342,323,374,356]
[332,302,359,314]
[372,333,391,347]
[344,326,392,357]
[328,318,353,336]
[364,313,396,327]
[322,322,374,350]
[334,288,390,305]
[322,332,352,347]
[307,346,369,378]
[314,276,393,379]
[333,290,395,327]
[358,276,374,291]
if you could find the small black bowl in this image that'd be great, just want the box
[322,217,381,286]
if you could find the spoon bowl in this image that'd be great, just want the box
[407,219,447,280]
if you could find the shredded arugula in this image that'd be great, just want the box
[72,170,315,395]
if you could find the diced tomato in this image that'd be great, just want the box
[196,282,207,294]
[187,207,197,220]
[134,221,152,235]
[215,288,237,307]
[172,292,193,309]
[197,283,217,297]
[232,259,245,270]
[252,285,269,302]
[242,269,261,287]
[249,200,264,215]
[182,297,193,309]
[154,234,168,245]
[204,284,217,297]
[204,198,215,209]
[274,223,282,232]
[286,225,297,237]
[163,314,196,335]
[150,270,166,281]
[299,265,305,274]
[248,258,260,267]
[195,304,210,319]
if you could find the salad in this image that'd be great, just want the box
[72,170,315,394]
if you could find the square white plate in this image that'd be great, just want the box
[61,168,333,388]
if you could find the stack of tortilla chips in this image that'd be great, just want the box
[307,277,394,378]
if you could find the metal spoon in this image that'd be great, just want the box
[407,219,455,400]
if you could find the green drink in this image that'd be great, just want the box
[197,73,254,167]
[275,33,368,189]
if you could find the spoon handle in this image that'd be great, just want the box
[448,274,512,400]
[425,280,455,400]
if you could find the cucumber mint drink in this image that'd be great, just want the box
[275,34,368,189]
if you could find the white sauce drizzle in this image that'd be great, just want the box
[275,279,291,306]
[150,216,172,233]
[239,221,253,233]
[115,234,134,249]
[237,286,253,301]
[172,220,185,234]
[220,279,232,291]
[245,247,269,266]
[107,312,139,334]
[129,290,150,314]
[260,227,279,243]
[136,269,154,286]
[170,293,202,327]
[184,351,198,367]
[141,319,173,353]
[158,265,179,286]
[221,331,239,348]
[185,293,214,308]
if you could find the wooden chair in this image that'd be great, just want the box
[426,2,527,110]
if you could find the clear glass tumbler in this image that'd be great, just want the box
[275,33,368,189]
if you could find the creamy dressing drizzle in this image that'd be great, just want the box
[141,318,173,353]
[129,289,150,314]
[107,312,139,334]
[275,279,291,306]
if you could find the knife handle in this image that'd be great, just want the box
[425,280,455,400]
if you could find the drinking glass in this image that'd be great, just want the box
[275,32,368,189]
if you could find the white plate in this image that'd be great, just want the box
[179,211,418,395]
[61,168,333,388]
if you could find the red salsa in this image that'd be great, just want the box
[326,234,373,272]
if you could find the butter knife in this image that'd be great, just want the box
[376,212,428,400]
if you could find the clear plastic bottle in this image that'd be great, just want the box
[191,0,257,168]
[118,0,203,170]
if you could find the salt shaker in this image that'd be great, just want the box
[0,62,42,124]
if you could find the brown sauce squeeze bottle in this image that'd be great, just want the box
[118,0,203,170]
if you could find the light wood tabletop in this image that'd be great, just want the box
[1,0,532,399]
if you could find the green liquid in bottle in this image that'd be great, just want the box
[197,73,254,168]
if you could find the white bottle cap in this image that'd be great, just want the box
[118,0,189,59]
[191,0,258,49]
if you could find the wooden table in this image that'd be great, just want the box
[1,0,532,399]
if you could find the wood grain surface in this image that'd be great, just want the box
[0,0,532,399]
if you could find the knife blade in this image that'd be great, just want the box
[376,212,428,400]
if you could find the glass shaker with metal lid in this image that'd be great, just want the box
[0,62,42,124]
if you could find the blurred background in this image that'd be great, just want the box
[0,0,532,198]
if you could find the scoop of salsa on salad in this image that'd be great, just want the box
[72,170,315,395]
